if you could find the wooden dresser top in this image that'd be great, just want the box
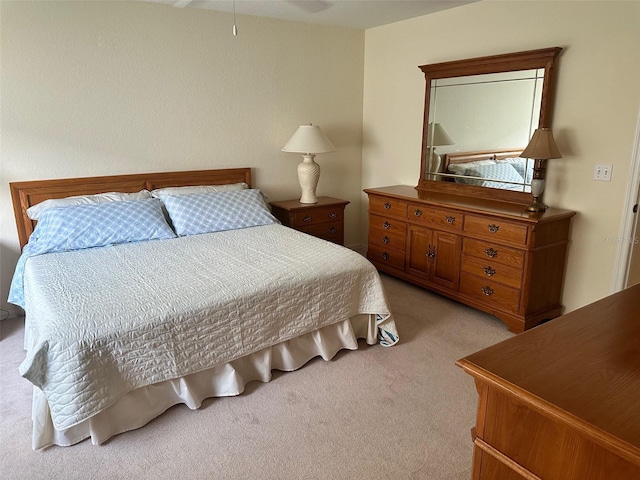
[457,284,640,460]
[364,185,575,224]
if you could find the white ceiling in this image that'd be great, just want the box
[146,0,476,30]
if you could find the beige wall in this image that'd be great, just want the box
[0,1,365,315]
[362,0,640,312]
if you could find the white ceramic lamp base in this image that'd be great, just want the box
[297,155,320,204]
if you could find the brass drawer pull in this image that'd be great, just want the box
[382,252,389,260]
[303,215,312,223]
[481,286,494,296]
[484,247,498,258]
[329,212,338,219]
[384,202,391,210]
[446,216,456,224]
[329,227,337,234]
[383,221,391,230]
[414,209,423,217]
[488,224,500,233]
[483,266,496,276]
[383,236,390,244]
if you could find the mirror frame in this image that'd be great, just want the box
[417,47,562,204]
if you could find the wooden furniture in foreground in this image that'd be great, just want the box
[10,168,252,250]
[270,197,349,245]
[456,284,640,479]
[364,185,575,333]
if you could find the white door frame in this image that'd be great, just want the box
[612,104,640,292]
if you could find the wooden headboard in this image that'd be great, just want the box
[443,148,524,168]
[10,168,252,249]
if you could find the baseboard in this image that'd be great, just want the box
[346,243,367,256]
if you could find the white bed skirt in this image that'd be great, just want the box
[32,314,378,449]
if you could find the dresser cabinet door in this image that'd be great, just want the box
[431,230,461,289]
[407,225,460,290]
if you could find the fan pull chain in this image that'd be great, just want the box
[232,0,238,36]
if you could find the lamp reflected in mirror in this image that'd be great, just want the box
[520,128,562,212]
[427,123,454,177]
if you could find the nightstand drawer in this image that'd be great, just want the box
[269,197,350,246]
[292,206,343,227]
[408,204,463,231]
[464,215,528,245]
[369,195,408,218]
[463,238,525,269]
[297,221,343,240]
[459,272,520,313]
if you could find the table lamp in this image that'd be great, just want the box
[520,128,562,212]
[282,124,336,204]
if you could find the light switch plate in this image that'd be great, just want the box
[594,164,612,181]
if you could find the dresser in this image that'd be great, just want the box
[270,197,349,245]
[364,185,575,333]
[456,284,640,479]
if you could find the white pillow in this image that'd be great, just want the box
[26,190,152,220]
[151,183,248,198]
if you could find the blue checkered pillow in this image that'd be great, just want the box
[29,198,176,252]
[161,189,280,236]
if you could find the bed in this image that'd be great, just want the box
[443,148,532,191]
[8,168,398,450]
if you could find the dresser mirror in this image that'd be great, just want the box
[418,48,562,203]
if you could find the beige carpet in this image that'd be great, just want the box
[0,274,511,480]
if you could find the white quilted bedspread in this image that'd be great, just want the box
[19,225,396,430]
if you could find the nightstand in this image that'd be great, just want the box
[270,197,350,245]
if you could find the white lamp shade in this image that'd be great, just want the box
[428,123,455,147]
[282,124,336,155]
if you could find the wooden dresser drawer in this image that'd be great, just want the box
[297,221,343,242]
[464,214,528,245]
[367,244,405,271]
[293,206,344,227]
[369,214,406,238]
[461,254,523,289]
[369,225,406,251]
[463,238,525,269]
[369,195,408,218]
[460,272,520,313]
[407,204,463,231]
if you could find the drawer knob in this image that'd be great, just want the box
[384,202,391,210]
[382,252,389,260]
[329,226,337,234]
[329,212,338,219]
[383,221,391,230]
[483,266,496,277]
[481,286,494,296]
[488,224,500,233]
[484,247,498,258]
[445,216,455,224]
[414,209,423,217]
[303,215,312,223]
[382,236,390,244]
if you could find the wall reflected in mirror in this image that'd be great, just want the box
[426,69,545,192]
